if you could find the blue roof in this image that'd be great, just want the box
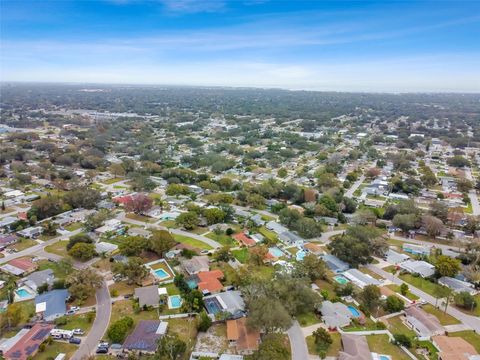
[35,289,69,319]
[322,254,349,272]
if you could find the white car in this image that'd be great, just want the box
[73,329,84,335]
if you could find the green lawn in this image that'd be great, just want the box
[367,334,410,360]
[173,234,213,250]
[297,311,320,326]
[36,259,73,279]
[206,232,237,246]
[386,284,419,300]
[422,304,460,325]
[306,332,342,357]
[44,240,70,257]
[159,220,177,228]
[103,177,124,184]
[232,248,249,263]
[109,299,160,326]
[58,312,95,333]
[259,226,278,242]
[109,281,136,297]
[399,273,442,297]
[125,213,151,223]
[167,317,198,360]
[35,342,78,360]
[358,267,384,280]
[65,222,82,231]
[10,238,37,251]
[449,331,480,353]
[454,294,480,317]
[386,316,416,337]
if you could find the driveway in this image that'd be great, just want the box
[367,264,480,332]
[345,174,365,198]
[287,320,309,360]
[72,281,111,360]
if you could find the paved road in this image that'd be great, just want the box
[345,174,365,198]
[367,264,480,332]
[468,189,480,216]
[232,205,279,220]
[72,282,111,360]
[287,320,309,360]
[313,230,345,244]
[0,229,82,265]
[389,234,463,252]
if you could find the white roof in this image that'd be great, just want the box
[158,287,168,295]
[155,321,168,335]
[36,301,47,313]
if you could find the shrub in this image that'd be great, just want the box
[393,333,412,348]
[107,316,134,343]
[454,291,477,310]
[197,311,212,332]
[54,316,68,326]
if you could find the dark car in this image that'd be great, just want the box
[69,337,81,344]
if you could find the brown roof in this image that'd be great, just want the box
[227,317,260,352]
[405,306,444,334]
[303,242,323,254]
[433,335,478,360]
[339,334,373,360]
[233,233,256,247]
[5,323,54,360]
[197,270,224,293]
[8,257,36,271]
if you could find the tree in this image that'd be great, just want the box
[197,310,212,332]
[430,200,449,222]
[454,291,477,310]
[64,187,101,209]
[175,211,199,230]
[112,257,149,285]
[400,283,409,296]
[328,233,373,268]
[156,334,186,360]
[214,246,232,262]
[353,208,377,225]
[109,163,126,177]
[393,333,412,348]
[250,333,290,360]
[422,215,444,239]
[294,254,326,281]
[149,230,175,257]
[447,155,470,168]
[433,284,451,308]
[67,233,93,251]
[249,246,268,266]
[29,196,64,220]
[247,296,292,333]
[42,221,58,236]
[83,209,111,232]
[359,285,381,315]
[68,242,96,261]
[124,193,153,214]
[392,213,417,234]
[435,255,461,278]
[456,178,473,193]
[66,268,102,303]
[312,327,333,353]
[384,295,404,313]
[165,184,190,196]
[107,317,134,343]
[202,208,226,225]
[295,217,323,239]
[119,236,148,256]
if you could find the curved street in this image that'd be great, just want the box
[72,282,111,360]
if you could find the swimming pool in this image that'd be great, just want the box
[154,268,170,280]
[186,279,198,289]
[204,297,222,314]
[269,247,283,258]
[334,275,350,284]
[347,305,361,318]
[16,288,31,298]
[379,356,391,360]
[296,250,307,261]
[168,295,182,309]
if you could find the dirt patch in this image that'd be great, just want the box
[194,323,229,354]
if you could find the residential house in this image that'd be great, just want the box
[94,218,124,235]
[95,241,118,254]
[385,249,410,265]
[181,256,210,275]
[250,214,265,227]
[204,290,245,316]
[227,317,260,355]
[0,234,18,249]
[35,289,69,321]
[400,260,435,278]
[321,254,350,273]
[319,301,354,329]
[1,258,38,276]
[17,226,43,239]
[0,217,17,232]
[233,232,256,247]
[134,285,163,308]
[303,242,323,255]
[123,320,168,354]
[402,243,431,256]
[343,269,382,289]
[404,306,444,339]
[278,231,304,245]
[265,221,288,235]
[438,277,478,296]
[20,269,55,293]
[339,333,373,360]
[3,323,54,360]
[432,335,479,360]
[197,270,224,294]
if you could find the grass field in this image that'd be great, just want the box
[422,304,460,325]
[399,273,442,297]
[44,240,70,257]
[10,238,37,251]
[386,284,419,300]
[259,226,278,242]
[367,334,410,360]
[167,317,198,360]
[358,267,384,280]
[306,331,342,357]
[103,177,124,184]
[232,248,249,263]
[125,213,151,223]
[109,299,160,326]
[65,222,82,231]
[37,259,73,279]
[297,311,320,326]
[159,220,176,228]
[386,316,416,337]
[35,342,77,360]
[206,232,237,246]
[173,234,213,250]
[58,312,95,333]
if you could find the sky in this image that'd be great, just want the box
[1,0,479,92]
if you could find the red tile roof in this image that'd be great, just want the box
[233,233,256,247]
[197,270,224,293]
[8,257,36,271]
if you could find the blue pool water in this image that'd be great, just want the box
[168,295,182,309]
[333,275,349,284]
[348,305,361,318]
[154,268,170,280]
[269,247,283,257]
[379,356,390,360]
[204,297,222,315]
[186,279,198,289]
[16,289,31,298]
[296,250,307,261]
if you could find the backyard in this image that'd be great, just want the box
[367,334,411,360]
[422,304,460,325]
[44,240,70,258]
[10,238,37,252]
[306,331,342,357]
[231,248,249,263]
[173,234,213,250]
[35,342,77,360]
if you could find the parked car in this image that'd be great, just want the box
[73,329,84,335]
[66,310,76,315]
[96,347,108,354]
[69,337,81,344]
[70,306,80,312]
